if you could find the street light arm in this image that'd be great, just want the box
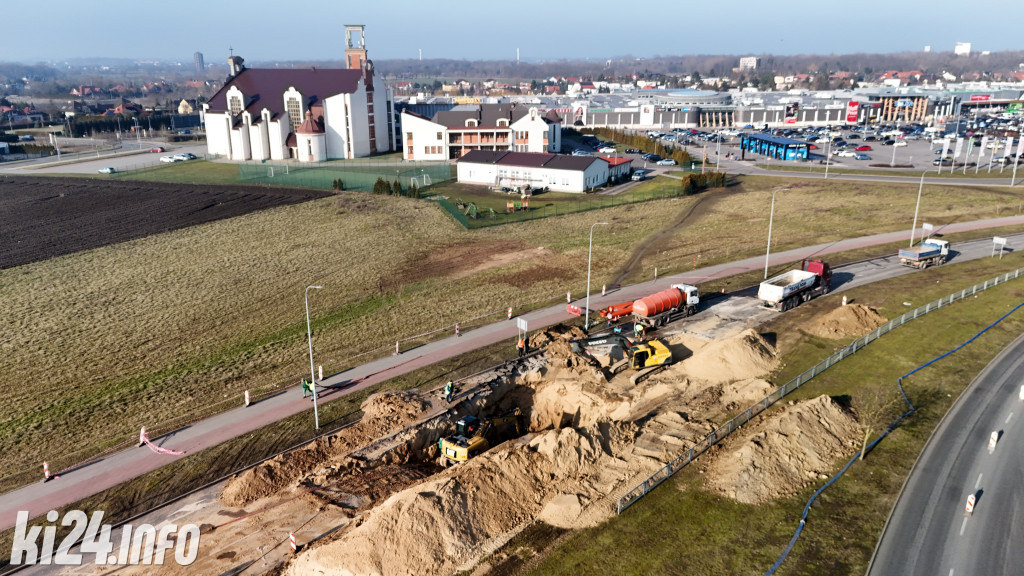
[305,285,323,429]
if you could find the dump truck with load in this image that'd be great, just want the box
[898,239,949,269]
[632,283,700,328]
[758,259,832,311]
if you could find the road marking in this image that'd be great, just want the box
[960,517,968,536]
[949,569,955,576]
[975,473,983,489]
[1006,412,1013,424]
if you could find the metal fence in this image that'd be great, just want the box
[616,265,1024,514]
[237,159,453,191]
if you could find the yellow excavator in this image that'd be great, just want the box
[570,333,673,384]
[438,408,526,466]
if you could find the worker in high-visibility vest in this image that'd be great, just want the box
[517,337,526,357]
[444,380,454,403]
[634,323,645,341]
[301,378,310,398]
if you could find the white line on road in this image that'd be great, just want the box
[975,473,983,489]
[960,517,969,536]
[949,569,955,576]
[1006,412,1014,424]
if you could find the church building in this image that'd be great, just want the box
[203,25,395,162]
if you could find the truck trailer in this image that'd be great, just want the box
[898,239,949,269]
[758,259,832,311]
[632,283,700,328]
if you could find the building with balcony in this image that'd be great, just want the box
[401,103,561,161]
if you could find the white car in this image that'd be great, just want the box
[836,151,856,158]
[160,156,180,163]
[598,146,617,154]
[97,167,116,174]
[656,158,677,166]
[893,141,908,147]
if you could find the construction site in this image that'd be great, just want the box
[83,293,890,576]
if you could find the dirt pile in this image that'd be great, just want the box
[286,422,647,576]
[807,303,887,338]
[221,390,432,507]
[679,328,777,385]
[706,395,862,504]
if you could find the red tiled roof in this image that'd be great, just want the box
[600,156,632,166]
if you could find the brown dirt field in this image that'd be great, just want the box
[0,175,329,269]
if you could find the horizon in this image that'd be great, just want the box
[2,0,1022,65]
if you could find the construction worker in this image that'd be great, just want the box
[444,380,454,403]
[634,323,645,341]
[301,378,309,398]
[517,337,526,357]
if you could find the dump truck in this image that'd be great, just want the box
[570,334,673,384]
[758,259,832,311]
[898,239,949,269]
[438,408,526,466]
[631,283,700,328]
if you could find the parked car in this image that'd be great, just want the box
[160,155,180,163]
[881,139,896,146]
[150,147,165,153]
[97,167,116,174]
[855,145,872,151]
[933,158,954,166]
[18,135,35,141]
[624,148,640,154]
[631,169,648,181]
[656,158,677,166]
[645,155,662,163]
[571,149,591,157]
[836,151,856,158]
[863,135,877,141]
[893,141,908,147]
[598,146,617,154]
[854,153,871,160]
[846,133,860,139]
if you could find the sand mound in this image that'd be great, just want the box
[221,441,328,507]
[807,303,887,339]
[286,423,644,576]
[680,329,777,385]
[706,395,862,504]
[719,378,775,411]
[221,391,431,507]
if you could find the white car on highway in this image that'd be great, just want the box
[160,156,180,163]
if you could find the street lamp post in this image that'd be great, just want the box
[305,285,323,429]
[910,169,935,247]
[765,188,790,279]
[584,222,609,331]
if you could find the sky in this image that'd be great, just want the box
[4,0,1023,64]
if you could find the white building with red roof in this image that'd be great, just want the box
[203,25,394,162]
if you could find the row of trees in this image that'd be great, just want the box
[679,172,727,195]
[371,177,422,198]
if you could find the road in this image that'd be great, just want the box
[1,215,1023,533]
[0,142,208,176]
[867,334,1024,576]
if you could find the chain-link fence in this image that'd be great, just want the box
[616,265,1024,514]
[237,159,453,191]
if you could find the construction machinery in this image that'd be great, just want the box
[439,408,526,466]
[570,333,673,385]
[758,259,832,311]
[631,284,700,328]
[899,239,949,269]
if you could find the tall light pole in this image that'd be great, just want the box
[305,285,323,429]
[584,222,609,331]
[910,169,935,247]
[765,188,790,279]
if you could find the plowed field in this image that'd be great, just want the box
[0,176,330,269]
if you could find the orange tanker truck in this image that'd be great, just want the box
[598,301,634,321]
[632,283,700,328]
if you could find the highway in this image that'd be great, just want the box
[1,216,1023,533]
[867,334,1024,576]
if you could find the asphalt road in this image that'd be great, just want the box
[2,215,1024,533]
[867,334,1024,576]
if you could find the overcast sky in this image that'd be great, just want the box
[4,0,1023,64]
